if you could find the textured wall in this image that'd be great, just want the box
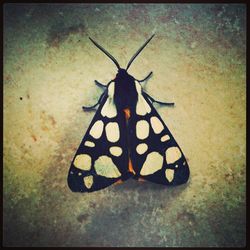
[3,3,246,247]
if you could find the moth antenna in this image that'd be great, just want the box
[126,34,155,71]
[89,37,120,70]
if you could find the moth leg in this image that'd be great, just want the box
[94,79,113,88]
[82,91,106,111]
[94,80,106,88]
[143,92,175,106]
[136,71,153,83]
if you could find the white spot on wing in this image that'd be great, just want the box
[140,151,163,176]
[94,155,121,178]
[101,82,117,118]
[84,141,95,147]
[165,169,174,182]
[83,175,93,189]
[89,120,104,139]
[105,122,120,142]
[136,143,148,155]
[74,154,91,171]
[135,82,151,115]
[161,134,170,142]
[150,116,164,134]
[109,146,122,157]
[136,120,149,140]
[165,147,182,164]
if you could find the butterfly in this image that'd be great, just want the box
[67,34,190,192]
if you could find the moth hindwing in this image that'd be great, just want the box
[67,35,190,192]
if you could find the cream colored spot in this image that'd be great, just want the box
[183,161,186,166]
[105,122,120,142]
[78,172,82,176]
[135,82,151,115]
[175,164,178,168]
[94,155,121,178]
[136,120,149,140]
[161,134,170,142]
[83,175,93,189]
[136,143,148,155]
[109,146,122,157]
[84,141,95,147]
[150,116,164,134]
[165,169,175,182]
[89,120,104,139]
[140,151,163,176]
[101,82,117,118]
[74,154,91,170]
[165,147,182,164]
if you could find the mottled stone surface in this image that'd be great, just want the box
[3,3,246,247]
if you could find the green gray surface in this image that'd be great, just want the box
[3,3,246,247]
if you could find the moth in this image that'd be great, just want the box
[68,34,190,192]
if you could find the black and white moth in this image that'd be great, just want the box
[68,34,190,192]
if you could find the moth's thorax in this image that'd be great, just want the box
[113,69,138,110]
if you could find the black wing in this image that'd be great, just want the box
[128,81,190,185]
[68,82,131,192]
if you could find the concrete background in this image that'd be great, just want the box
[3,3,246,247]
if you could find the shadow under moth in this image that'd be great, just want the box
[68,34,190,192]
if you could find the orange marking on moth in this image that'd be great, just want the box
[128,158,136,175]
[114,179,123,185]
[123,108,131,120]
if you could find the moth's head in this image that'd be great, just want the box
[115,68,133,81]
[89,35,155,73]
[116,68,127,76]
